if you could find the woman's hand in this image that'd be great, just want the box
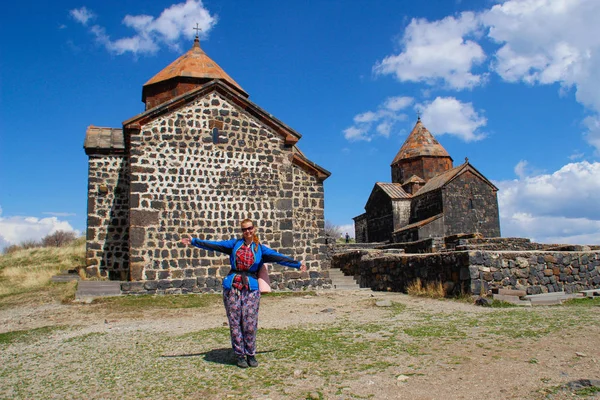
[300,262,307,272]
[181,236,192,246]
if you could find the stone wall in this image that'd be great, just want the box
[443,171,500,238]
[468,250,600,295]
[86,156,130,280]
[331,248,600,295]
[365,188,394,243]
[391,157,452,185]
[123,90,327,293]
[410,189,442,223]
[353,213,367,243]
[378,237,442,253]
[392,200,411,231]
[332,250,468,294]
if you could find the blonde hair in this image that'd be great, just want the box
[240,218,260,249]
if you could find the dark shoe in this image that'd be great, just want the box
[247,355,258,367]
[236,356,248,368]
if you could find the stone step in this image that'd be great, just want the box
[51,273,80,283]
[580,289,600,298]
[493,294,531,306]
[493,288,527,297]
[75,281,123,301]
[327,268,363,290]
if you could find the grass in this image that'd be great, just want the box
[0,237,85,302]
[406,278,445,298]
[1,241,600,398]
[0,325,69,345]
[574,386,600,396]
[2,292,600,399]
[92,293,223,309]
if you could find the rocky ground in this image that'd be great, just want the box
[1,289,599,399]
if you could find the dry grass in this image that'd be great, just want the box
[406,278,446,298]
[0,238,85,298]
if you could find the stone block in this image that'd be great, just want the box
[130,210,159,227]
[276,199,293,210]
[158,280,172,290]
[279,219,293,230]
[129,227,145,247]
[183,278,196,289]
[145,270,156,280]
[281,231,294,248]
[284,271,301,279]
[130,183,149,193]
[130,262,144,281]
[144,280,158,290]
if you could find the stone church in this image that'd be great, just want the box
[354,118,500,243]
[84,36,330,292]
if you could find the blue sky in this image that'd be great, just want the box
[2,0,600,250]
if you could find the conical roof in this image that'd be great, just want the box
[391,119,451,165]
[143,37,248,98]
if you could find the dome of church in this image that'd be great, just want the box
[142,36,248,108]
[391,118,451,165]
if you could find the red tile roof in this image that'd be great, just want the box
[143,37,247,97]
[391,119,451,165]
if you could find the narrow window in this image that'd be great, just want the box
[209,120,224,144]
[469,199,474,209]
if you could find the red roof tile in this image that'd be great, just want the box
[391,119,451,165]
[143,37,247,97]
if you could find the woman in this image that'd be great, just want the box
[181,218,307,368]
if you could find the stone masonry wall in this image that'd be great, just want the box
[331,249,600,296]
[443,172,500,238]
[410,189,443,223]
[468,250,600,295]
[291,165,331,288]
[124,91,327,294]
[365,189,394,243]
[86,156,130,280]
[332,250,468,294]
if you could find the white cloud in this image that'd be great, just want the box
[71,0,217,55]
[43,212,77,217]
[417,97,487,142]
[69,7,96,26]
[0,207,79,252]
[383,96,414,111]
[344,97,413,142]
[481,0,600,150]
[583,115,600,153]
[497,161,600,244]
[338,224,355,238]
[373,12,486,90]
[343,126,371,142]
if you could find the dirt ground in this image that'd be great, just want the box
[1,289,599,399]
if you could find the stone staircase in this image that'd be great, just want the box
[328,268,368,290]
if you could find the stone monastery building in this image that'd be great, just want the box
[84,36,330,292]
[354,118,501,243]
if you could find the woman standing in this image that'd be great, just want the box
[181,218,307,368]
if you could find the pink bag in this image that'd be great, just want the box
[258,264,271,293]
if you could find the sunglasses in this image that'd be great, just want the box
[241,226,254,232]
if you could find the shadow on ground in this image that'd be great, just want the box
[161,348,276,366]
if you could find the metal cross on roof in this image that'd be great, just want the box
[193,23,202,37]
[417,111,421,121]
